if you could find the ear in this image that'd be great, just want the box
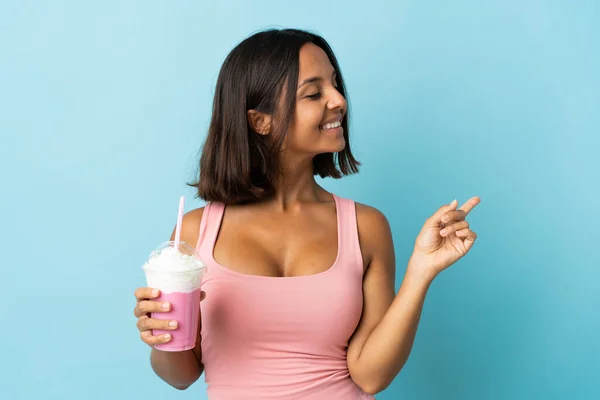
[247,110,272,135]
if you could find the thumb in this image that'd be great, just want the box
[425,199,458,228]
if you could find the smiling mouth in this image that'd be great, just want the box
[320,120,342,130]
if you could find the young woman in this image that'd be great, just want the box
[133,28,480,399]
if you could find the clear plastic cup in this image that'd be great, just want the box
[142,241,206,351]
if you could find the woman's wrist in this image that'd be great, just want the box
[406,254,438,287]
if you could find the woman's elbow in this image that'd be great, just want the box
[360,380,390,396]
[351,370,391,396]
[172,382,192,391]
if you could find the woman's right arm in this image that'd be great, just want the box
[134,208,206,390]
[150,322,204,390]
[150,351,201,390]
[134,286,204,390]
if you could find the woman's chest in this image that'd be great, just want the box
[214,209,341,278]
[200,273,364,348]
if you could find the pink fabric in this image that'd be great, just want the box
[196,194,375,399]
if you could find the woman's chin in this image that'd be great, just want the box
[307,138,346,155]
[318,142,346,155]
[332,137,346,152]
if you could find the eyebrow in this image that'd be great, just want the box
[298,71,337,89]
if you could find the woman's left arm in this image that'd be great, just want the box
[348,198,480,395]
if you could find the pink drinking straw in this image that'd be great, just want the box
[173,196,185,251]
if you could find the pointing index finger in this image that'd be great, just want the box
[459,196,481,215]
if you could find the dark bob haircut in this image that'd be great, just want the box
[189,28,360,204]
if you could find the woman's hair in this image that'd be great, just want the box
[189,28,360,204]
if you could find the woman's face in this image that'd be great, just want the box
[283,43,347,158]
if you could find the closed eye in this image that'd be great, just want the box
[307,92,322,100]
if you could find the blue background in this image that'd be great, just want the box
[1,1,598,399]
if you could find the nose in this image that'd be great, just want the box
[326,87,346,112]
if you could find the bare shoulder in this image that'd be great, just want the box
[355,202,390,228]
[354,202,394,266]
[169,207,206,247]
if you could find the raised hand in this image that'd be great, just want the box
[411,197,480,279]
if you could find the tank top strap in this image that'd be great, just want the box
[333,194,364,273]
[196,201,226,262]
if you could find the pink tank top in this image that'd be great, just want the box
[196,194,375,399]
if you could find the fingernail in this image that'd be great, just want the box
[442,216,449,223]
[450,199,457,206]
[169,320,177,327]
[151,289,159,296]
[164,334,171,340]
[440,228,448,236]
[162,302,170,310]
